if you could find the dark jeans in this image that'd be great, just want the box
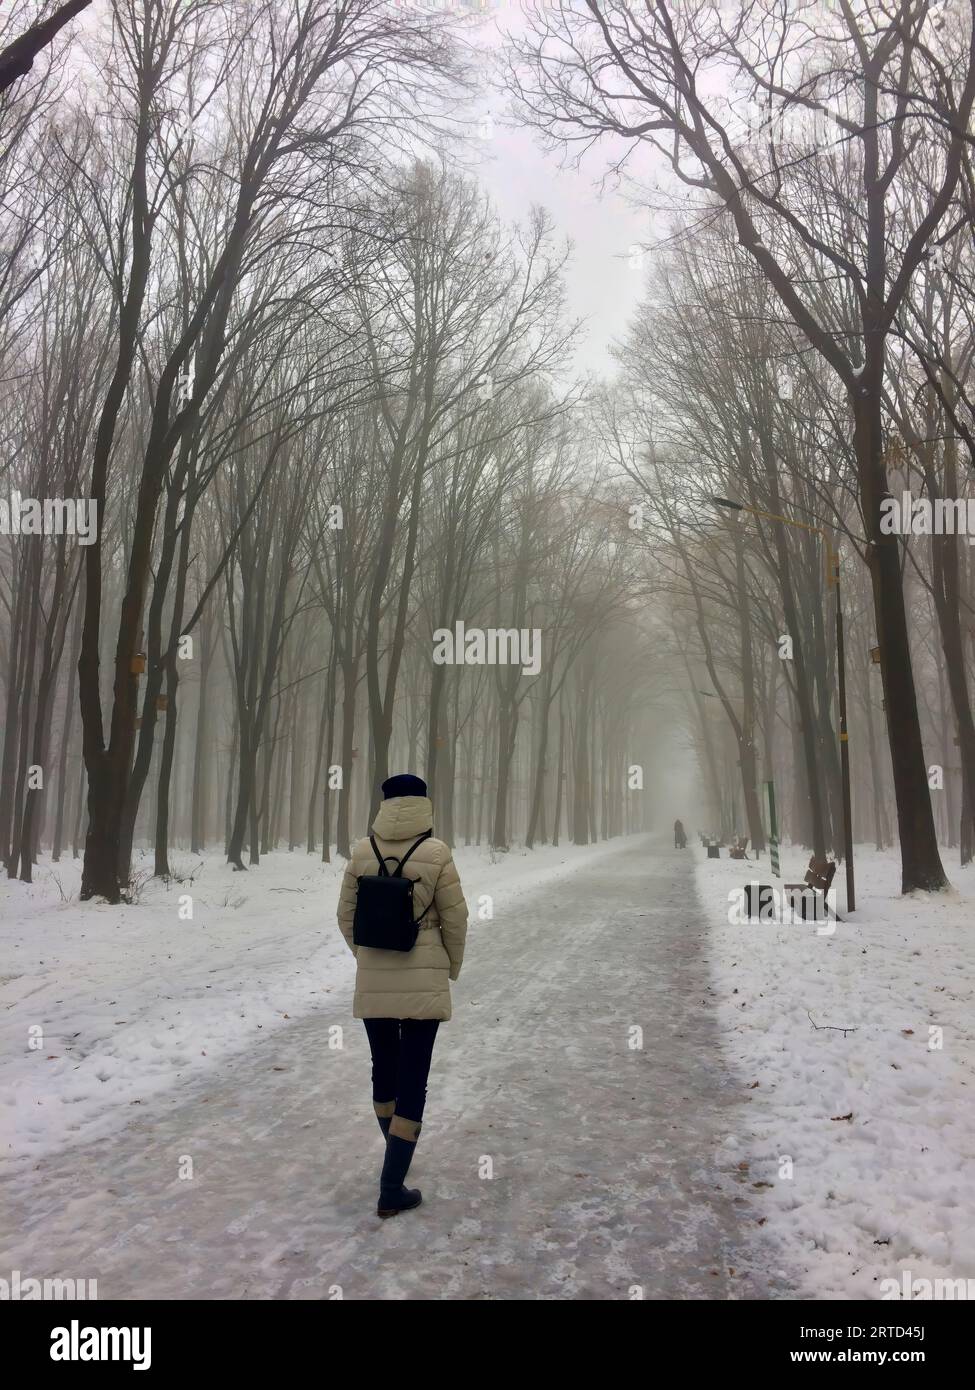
[363,1019,439,1124]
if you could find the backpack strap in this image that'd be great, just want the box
[394,828,433,875]
[369,829,432,877]
[398,830,435,925]
[369,835,393,876]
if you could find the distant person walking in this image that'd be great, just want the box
[337,774,468,1218]
[674,818,687,849]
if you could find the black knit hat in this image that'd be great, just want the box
[381,774,427,799]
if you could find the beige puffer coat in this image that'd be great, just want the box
[337,796,468,1021]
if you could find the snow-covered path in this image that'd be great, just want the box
[3,837,776,1300]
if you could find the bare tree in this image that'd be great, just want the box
[509,0,975,890]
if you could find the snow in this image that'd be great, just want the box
[4,833,972,1299]
[1,835,776,1300]
[0,840,619,1164]
[695,840,975,1299]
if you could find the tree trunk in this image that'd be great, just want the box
[854,384,947,890]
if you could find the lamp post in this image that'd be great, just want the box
[708,495,855,911]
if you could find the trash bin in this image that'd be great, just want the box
[744,882,775,922]
[787,886,824,922]
[707,844,720,859]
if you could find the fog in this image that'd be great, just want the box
[2,0,974,1316]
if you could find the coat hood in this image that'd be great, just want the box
[371,795,434,842]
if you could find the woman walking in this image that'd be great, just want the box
[337,774,468,1218]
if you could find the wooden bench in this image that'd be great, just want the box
[784,856,840,921]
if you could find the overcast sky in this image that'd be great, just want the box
[55,0,653,377]
[467,2,653,378]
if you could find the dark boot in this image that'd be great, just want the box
[378,1115,422,1219]
[374,1100,395,1140]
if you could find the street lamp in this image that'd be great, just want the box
[707,495,855,911]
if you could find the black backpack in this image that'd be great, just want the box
[352,830,433,952]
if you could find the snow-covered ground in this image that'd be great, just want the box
[5,832,972,1300]
[696,841,975,1300]
[2,834,774,1300]
[0,840,618,1164]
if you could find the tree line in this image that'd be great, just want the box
[0,0,661,903]
[509,0,975,892]
[5,0,973,902]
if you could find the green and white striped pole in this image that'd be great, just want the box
[765,779,780,877]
